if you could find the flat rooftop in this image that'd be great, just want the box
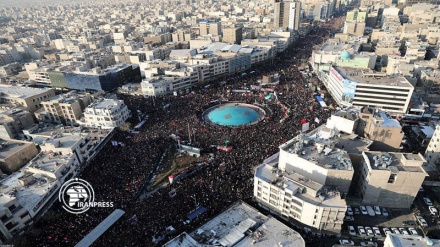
[87,98,121,110]
[0,140,32,160]
[334,66,413,88]
[364,151,426,173]
[166,201,305,247]
[388,234,440,247]
[256,164,346,208]
[0,170,57,212]
[0,85,52,98]
[27,151,72,173]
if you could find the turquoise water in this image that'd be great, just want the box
[207,105,260,126]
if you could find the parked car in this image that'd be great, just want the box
[358,226,366,236]
[391,228,400,234]
[383,228,392,236]
[339,239,355,246]
[348,226,356,236]
[354,207,361,215]
[416,216,429,227]
[344,216,355,221]
[372,227,382,237]
[403,221,416,226]
[408,228,419,235]
[423,197,433,206]
[382,208,389,217]
[360,242,378,247]
[374,206,381,215]
[360,206,368,215]
[366,206,376,216]
[365,227,374,236]
[429,206,438,215]
[399,228,409,235]
[346,206,354,216]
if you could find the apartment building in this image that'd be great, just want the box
[81,98,130,129]
[425,124,440,168]
[36,91,94,125]
[273,0,301,31]
[355,151,427,208]
[0,85,55,113]
[356,108,404,152]
[324,66,414,115]
[0,108,35,139]
[0,128,112,242]
[0,139,38,174]
[222,27,243,44]
[199,21,222,36]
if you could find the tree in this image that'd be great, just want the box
[119,122,132,132]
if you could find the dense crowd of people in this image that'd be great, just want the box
[19,19,343,247]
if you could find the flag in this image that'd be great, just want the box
[169,188,176,198]
[315,117,320,124]
[169,175,174,184]
[301,119,307,125]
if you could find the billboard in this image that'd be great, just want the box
[342,79,356,104]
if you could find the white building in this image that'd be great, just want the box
[425,124,440,168]
[384,234,440,247]
[323,66,414,115]
[164,201,305,247]
[141,75,196,96]
[0,127,112,242]
[81,98,130,129]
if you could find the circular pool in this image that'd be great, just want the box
[203,103,265,127]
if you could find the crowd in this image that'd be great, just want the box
[20,20,342,247]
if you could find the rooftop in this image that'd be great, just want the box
[0,139,33,160]
[256,164,346,208]
[163,201,305,247]
[0,170,57,212]
[27,151,72,173]
[387,234,440,247]
[0,85,53,99]
[86,98,122,110]
[333,66,413,88]
[364,151,427,173]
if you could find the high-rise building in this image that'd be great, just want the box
[273,0,301,31]
[222,27,243,44]
[199,21,222,36]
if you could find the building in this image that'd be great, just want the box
[48,64,141,92]
[36,91,95,125]
[355,151,427,208]
[199,21,222,36]
[384,234,440,247]
[356,108,404,152]
[0,108,35,139]
[273,0,301,31]
[0,85,55,114]
[0,127,113,242]
[324,66,414,115]
[81,98,130,129]
[164,201,305,247]
[222,27,243,44]
[253,123,376,234]
[326,107,360,134]
[343,22,366,36]
[141,75,197,96]
[171,31,194,42]
[425,124,440,168]
[0,139,38,174]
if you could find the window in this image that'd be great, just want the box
[8,205,16,212]
[388,174,397,183]
[291,198,302,206]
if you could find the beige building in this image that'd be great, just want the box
[36,91,94,125]
[0,85,55,113]
[0,108,35,139]
[273,0,301,31]
[0,139,38,174]
[343,22,366,36]
[356,108,404,152]
[222,27,243,44]
[171,31,194,42]
[355,151,427,209]
[199,21,222,36]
